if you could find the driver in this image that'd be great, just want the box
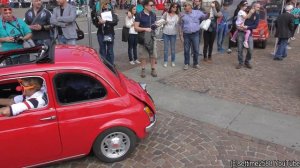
[0,77,46,117]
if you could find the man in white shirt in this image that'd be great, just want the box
[0,77,46,117]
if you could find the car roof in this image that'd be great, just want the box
[0,45,103,77]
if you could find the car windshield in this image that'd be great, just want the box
[0,47,44,68]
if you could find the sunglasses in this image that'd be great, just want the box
[3,8,12,12]
[18,79,35,91]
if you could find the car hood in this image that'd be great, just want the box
[118,72,156,113]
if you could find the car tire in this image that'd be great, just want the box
[92,127,137,163]
[261,41,267,49]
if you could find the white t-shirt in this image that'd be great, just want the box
[162,13,179,35]
[11,91,46,116]
[236,10,247,26]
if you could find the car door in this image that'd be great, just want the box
[0,72,62,168]
[49,70,124,156]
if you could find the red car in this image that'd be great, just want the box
[0,45,156,168]
[252,8,270,49]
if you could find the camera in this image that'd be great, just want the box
[13,36,24,44]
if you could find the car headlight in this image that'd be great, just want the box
[144,106,155,122]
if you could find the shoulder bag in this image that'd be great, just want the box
[75,21,84,40]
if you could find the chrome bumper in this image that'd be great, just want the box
[145,116,156,133]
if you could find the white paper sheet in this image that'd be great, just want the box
[101,11,113,21]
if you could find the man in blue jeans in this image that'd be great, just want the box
[236,3,259,69]
[179,1,206,70]
[274,5,294,61]
[217,2,229,53]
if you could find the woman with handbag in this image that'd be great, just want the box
[162,2,179,67]
[202,1,222,63]
[91,1,119,65]
[125,5,140,65]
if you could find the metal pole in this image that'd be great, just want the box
[87,5,93,48]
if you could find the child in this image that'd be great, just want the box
[230,1,251,48]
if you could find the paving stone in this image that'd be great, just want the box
[47,111,300,168]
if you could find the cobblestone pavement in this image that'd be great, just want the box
[160,34,300,117]
[48,110,300,168]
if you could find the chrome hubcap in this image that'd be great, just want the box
[101,132,130,159]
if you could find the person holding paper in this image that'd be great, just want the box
[91,1,119,65]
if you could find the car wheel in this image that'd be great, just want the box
[93,127,137,163]
[261,41,267,49]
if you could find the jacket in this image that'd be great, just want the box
[50,3,77,39]
[275,12,294,38]
[91,9,119,35]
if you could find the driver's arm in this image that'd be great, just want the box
[0,98,14,106]
[0,107,11,117]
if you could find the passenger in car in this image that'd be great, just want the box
[0,77,46,117]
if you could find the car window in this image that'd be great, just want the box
[54,73,107,104]
[0,77,48,115]
[102,58,118,76]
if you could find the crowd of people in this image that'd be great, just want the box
[0,0,299,77]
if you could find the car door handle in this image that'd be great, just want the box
[40,116,56,121]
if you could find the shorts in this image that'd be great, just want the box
[138,44,155,59]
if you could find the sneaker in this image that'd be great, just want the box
[151,69,157,77]
[243,41,249,48]
[203,58,207,62]
[236,64,243,69]
[193,64,200,69]
[291,37,296,40]
[163,62,167,67]
[135,60,141,64]
[183,64,189,70]
[141,68,146,78]
[244,63,252,69]
[227,49,232,54]
[231,38,236,43]
[171,62,175,67]
[286,45,292,50]
[129,61,135,65]
[273,57,283,61]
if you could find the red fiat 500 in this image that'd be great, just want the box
[0,45,156,168]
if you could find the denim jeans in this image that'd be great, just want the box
[217,23,228,51]
[128,34,137,61]
[183,31,200,65]
[163,34,177,63]
[57,35,76,45]
[237,31,253,65]
[274,38,288,59]
[97,33,115,65]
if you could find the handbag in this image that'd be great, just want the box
[75,22,84,40]
[103,34,113,42]
[23,39,36,48]
[200,19,211,31]
[122,26,130,42]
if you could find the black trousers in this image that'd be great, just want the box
[203,30,216,58]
